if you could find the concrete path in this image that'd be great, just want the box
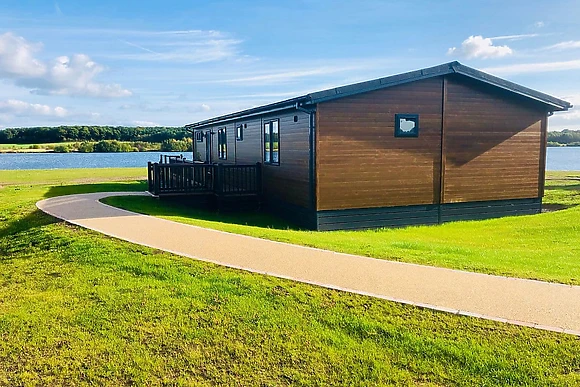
[37,192,580,336]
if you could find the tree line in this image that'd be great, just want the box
[547,129,580,146]
[51,139,193,153]
[0,126,189,144]
[1,125,578,148]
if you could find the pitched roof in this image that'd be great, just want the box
[185,61,572,129]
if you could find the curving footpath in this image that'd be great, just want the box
[37,192,580,336]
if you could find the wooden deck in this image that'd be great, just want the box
[147,160,262,198]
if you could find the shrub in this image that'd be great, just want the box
[131,141,157,152]
[93,140,133,153]
[77,142,95,153]
[160,139,192,152]
[53,144,71,153]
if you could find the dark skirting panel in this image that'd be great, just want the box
[263,199,318,230]
[439,198,542,223]
[317,204,440,231]
[316,198,541,231]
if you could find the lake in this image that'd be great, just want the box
[0,147,578,170]
[0,151,188,170]
[545,147,580,171]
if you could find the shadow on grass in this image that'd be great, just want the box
[546,183,580,191]
[105,195,302,231]
[44,181,147,198]
[0,209,57,248]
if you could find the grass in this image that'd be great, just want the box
[1,169,580,385]
[0,167,145,186]
[104,171,580,286]
[0,142,75,153]
[544,171,580,207]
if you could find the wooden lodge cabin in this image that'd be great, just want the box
[147,61,572,230]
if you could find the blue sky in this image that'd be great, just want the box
[0,0,578,130]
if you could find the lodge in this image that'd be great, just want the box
[147,61,572,230]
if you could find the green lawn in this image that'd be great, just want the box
[104,171,580,286]
[544,171,580,207]
[0,167,145,186]
[1,169,580,385]
[0,142,73,152]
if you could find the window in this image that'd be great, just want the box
[395,114,419,137]
[195,131,204,142]
[217,127,227,160]
[236,124,244,141]
[263,119,279,165]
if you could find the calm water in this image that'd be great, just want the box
[0,148,578,170]
[0,151,189,170]
[545,147,580,171]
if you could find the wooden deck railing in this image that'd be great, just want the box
[159,154,192,164]
[147,161,262,197]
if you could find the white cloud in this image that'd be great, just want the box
[40,54,132,97]
[133,120,160,127]
[111,30,243,63]
[0,32,46,78]
[491,33,540,41]
[0,99,68,117]
[0,32,131,98]
[187,103,211,113]
[205,64,380,86]
[542,41,580,51]
[448,35,513,59]
[549,93,579,130]
[554,94,579,122]
[483,59,580,75]
[558,110,580,121]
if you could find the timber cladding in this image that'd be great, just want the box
[234,118,262,165]
[261,111,311,209]
[193,110,312,211]
[316,77,444,211]
[316,75,549,212]
[442,76,545,203]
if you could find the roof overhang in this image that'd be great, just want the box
[185,97,310,130]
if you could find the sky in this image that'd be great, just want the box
[0,0,578,130]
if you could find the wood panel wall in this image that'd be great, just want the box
[234,117,262,164]
[261,111,311,209]
[442,75,546,203]
[316,77,444,211]
[192,109,312,210]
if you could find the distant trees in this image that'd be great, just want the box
[0,126,189,144]
[58,141,165,153]
[548,130,580,146]
[77,142,94,153]
[160,139,192,152]
[53,144,72,153]
[93,140,134,153]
